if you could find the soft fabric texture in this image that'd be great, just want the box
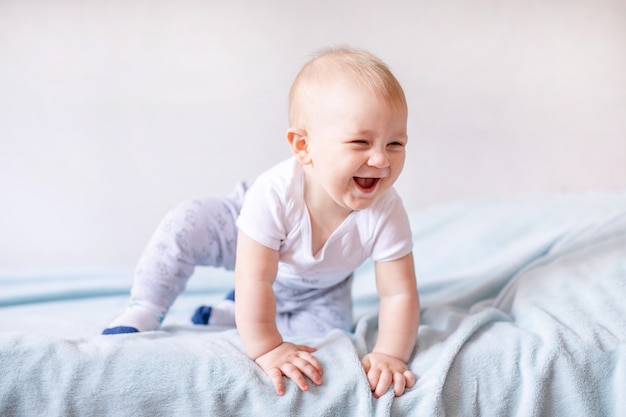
[1,192,626,416]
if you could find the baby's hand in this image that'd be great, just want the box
[361,352,416,398]
[254,342,323,395]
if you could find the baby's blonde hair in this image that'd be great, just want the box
[288,47,407,128]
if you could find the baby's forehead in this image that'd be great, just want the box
[293,81,406,131]
[302,75,403,106]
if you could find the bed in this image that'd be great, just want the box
[1,192,625,416]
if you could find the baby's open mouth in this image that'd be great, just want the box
[354,177,380,191]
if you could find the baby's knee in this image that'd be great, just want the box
[164,199,204,229]
[158,197,239,268]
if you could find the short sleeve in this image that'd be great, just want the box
[235,171,287,251]
[369,191,413,263]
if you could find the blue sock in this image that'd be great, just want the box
[102,326,140,335]
[191,306,212,325]
[191,289,236,327]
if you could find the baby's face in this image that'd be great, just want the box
[302,81,407,213]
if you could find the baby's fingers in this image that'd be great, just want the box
[392,372,407,397]
[302,352,324,384]
[390,370,416,396]
[404,370,416,389]
[296,350,323,377]
[280,363,311,393]
[364,363,380,393]
[373,370,393,398]
[266,367,286,396]
[281,355,323,390]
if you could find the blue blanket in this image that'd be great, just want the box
[1,193,626,416]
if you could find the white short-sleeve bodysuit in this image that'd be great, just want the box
[236,158,413,336]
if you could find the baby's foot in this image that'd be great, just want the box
[191,290,236,327]
[102,301,164,335]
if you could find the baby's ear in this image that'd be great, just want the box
[286,127,312,165]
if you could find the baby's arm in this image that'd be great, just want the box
[361,252,420,397]
[234,231,323,395]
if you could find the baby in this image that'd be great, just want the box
[104,47,420,398]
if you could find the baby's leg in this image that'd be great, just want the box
[274,274,354,338]
[103,182,248,334]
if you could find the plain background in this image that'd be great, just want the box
[1,0,625,269]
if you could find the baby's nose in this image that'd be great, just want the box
[368,149,390,168]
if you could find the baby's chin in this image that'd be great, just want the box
[342,194,379,212]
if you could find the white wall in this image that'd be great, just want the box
[1,0,625,269]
